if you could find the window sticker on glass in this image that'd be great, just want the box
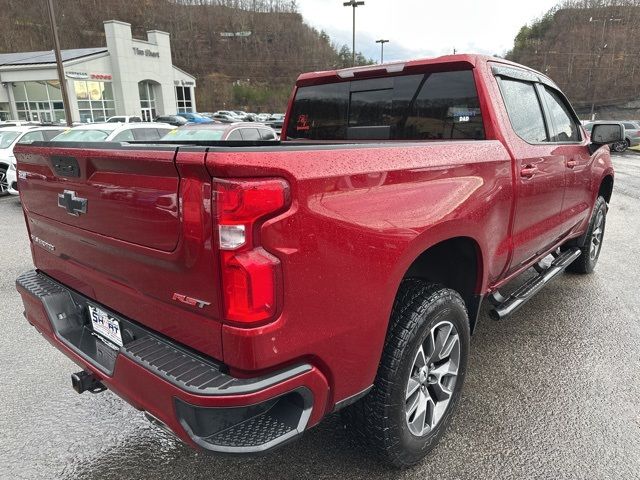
[296,114,310,131]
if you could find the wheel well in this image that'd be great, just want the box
[403,237,482,332]
[599,175,614,204]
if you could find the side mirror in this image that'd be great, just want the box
[589,123,625,153]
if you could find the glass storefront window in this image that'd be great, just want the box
[25,82,47,101]
[11,81,67,123]
[0,103,10,121]
[139,81,158,121]
[47,81,62,100]
[74,80,115,122]
[75,81,89,100]
[176,86,193,113]
[12,83,27,102]
[87,82,102,101]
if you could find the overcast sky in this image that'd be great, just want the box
[298,0,560,62]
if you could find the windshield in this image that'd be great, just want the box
[51,129,110,142]
[0,131,20,149]
[161,128,225,141]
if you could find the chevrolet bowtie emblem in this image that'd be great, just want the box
[57,190,87,216]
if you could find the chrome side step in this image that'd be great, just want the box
[489,248,581,321]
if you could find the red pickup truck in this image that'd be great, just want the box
[15,55,618,467]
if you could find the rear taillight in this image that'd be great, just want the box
[215,178,290,325]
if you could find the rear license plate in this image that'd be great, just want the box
[88,304,123,347]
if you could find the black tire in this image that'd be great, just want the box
[0,164,9,197]
[342,280,470,468]
[612,140,627,153]
[566,196,607,274]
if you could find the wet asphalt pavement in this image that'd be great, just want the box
[1,154,639,480]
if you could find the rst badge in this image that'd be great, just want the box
[172,293,211,309]
[57,190,87,216]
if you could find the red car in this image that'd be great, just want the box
[15,54,618,467]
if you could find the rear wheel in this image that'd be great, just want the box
[342,280,470,468]
[0,165,9,196]
[566,196,607,274]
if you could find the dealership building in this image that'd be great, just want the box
[0,20,196,123]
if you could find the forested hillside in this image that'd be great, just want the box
[507,0,640,117]
[0,0,371,111]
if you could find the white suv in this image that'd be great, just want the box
[0,126,68,196]
[106,115,143,123]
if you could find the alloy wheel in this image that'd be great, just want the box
[405,320,460,436]
[613,141,627,153]
[0,169,8,194]
[590,208,605,261]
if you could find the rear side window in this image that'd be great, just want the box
[133,128,161,141]
[260,129,277,140]
[286,70,484,141]
[17,131,45,144]
[226,130,242,140]
[42,130,64,141]
[541,87,581,142]
[499,79,548,143]
[623,122,636,130]
[111,129,135,142]
[240,128,261,141]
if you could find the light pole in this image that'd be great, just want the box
[588,16,621,120]
[376,39,389,64]
[344,1,364,66]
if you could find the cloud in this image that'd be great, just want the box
[298,0,559,61]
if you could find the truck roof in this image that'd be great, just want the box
[296,53,552,87]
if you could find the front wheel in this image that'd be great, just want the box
[342,280,470,468]
[567,196,607,274]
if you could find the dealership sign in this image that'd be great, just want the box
[132,47,160,58]
[66,71,89,80]
[66,71,112,81]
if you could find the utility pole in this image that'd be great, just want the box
[344,1,364,67]
[588,16,621,120]
[46,0,72,126]
[375,39,389,63]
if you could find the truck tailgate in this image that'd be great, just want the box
[15,144,223,360]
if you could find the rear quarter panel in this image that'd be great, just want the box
[207,141,513,405]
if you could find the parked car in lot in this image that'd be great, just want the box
[106,116,142,123]
[175,112,214,124]
[0,125,67,195]
[161,122,278,141]
[584,121,639,152]
[50,122,173,143]
[154,115,189,127]
[14,55,617,468]
[207,110,241,122]
[265,113,285,132]
[0,120,44,128]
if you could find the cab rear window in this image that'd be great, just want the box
[286,70,484,141]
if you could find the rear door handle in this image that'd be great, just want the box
[520,165,538,178]
[566,159,578,169]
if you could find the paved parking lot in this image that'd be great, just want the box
[1,155,639,480]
